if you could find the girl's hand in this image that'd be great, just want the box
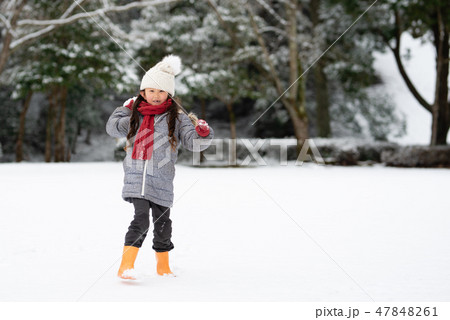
[195,119,210,137]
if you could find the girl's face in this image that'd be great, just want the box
[141,88,169,105]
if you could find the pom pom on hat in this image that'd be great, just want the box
[140,55,182,96]
[160,55,182,76]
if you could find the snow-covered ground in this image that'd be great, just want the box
[0,162,449,301]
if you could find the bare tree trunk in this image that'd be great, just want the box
[286,103,309,144]
[310,0,331,137]
[71,122,81,154]
[53,88,62,162]
[389,10,432,113]
[200,98,206,120]
[65,142,72,162]
[0,32,13,76]
[388,8,449,145]
[226,102,237,140]
[61,85,68,161]
[314,61,331,137]
[84,128,92,145]
[15,90,33,162]
[246,2,310,146]
[54,86,68,162]
[226,102,237,165]
[0,0,27,75]
[431,6,449,145]
[283,61,309,151]
[45,88,57,162]
[285,0,309,150]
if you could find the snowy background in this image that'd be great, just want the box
[0,2,449,315]
[70,32,450,165]
[374,34,440,145]
[62,33,448,165]
[1,34,449,303]
[0,162,448,301]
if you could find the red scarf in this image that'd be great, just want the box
[126,98,172,160]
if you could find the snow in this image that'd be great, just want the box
[121,268,138,280]
[69,135,117,162]
[0,162,449,301]
[373,33,446,145]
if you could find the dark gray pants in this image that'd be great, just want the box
[124,198,174,252]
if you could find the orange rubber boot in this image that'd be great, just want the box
[117,246,139,280]
[155,251,173,276]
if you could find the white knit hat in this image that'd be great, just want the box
[140,55,182,96]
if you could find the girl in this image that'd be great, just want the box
[106,55,213,280]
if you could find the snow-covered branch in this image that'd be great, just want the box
[10,25,55,51]
[3,0,19,13]
[260,26,287,37]
[8,0,86,50]
[101,0,111,8]
[245,2,285,98]
[205,0,241,48]
[255,0,287,26]
[10,0,178,50]
[17,0,177,26]
[60,0,87,20]
[0,13,12,30]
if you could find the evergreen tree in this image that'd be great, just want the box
[248,0,405,141]
[318,0,406,140]
[5,3,130,161]
[130,0,266,146]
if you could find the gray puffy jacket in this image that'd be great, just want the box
[106,104,214,207]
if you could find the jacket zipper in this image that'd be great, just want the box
[141,159,148,196]
[140,114,163,196]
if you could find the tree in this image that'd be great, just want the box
[339,0,449,145]
[246,0,405,142]
[177,1,265,148]
[6,12,128,162]
[315,0,405,140]
[310,0,330,137]
[0,0,178,76]
[15,91,33,162]
[130,0,266,146]
[245,0,310,148]
[0,85,19,161]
